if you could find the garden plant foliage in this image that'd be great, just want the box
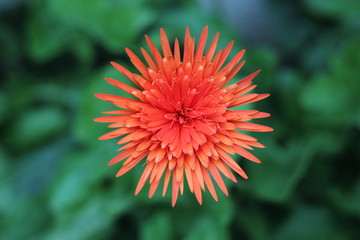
[0,0,359,239]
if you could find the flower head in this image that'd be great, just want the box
[95,26,272,206]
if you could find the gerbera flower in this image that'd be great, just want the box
[95,26,272,206]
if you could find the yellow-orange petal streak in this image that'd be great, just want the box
[95,26,273,206]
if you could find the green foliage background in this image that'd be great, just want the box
[1,0,360,239]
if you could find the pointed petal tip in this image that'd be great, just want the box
[93,117,103,122]
[144,34,150,40]
[125,48,131,54]
[104,77,113,84]
[134,189,140,196]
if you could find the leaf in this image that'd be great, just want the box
[0,92,6,125]
[49,145,116,213]
[204,193,234,226]
[244,137,314,202]
[0,197,51,240]
[184,215,230,240]
[274,205,349,240]
[300,41,360,127]
[329,181,360,218]
[141,212,174,240]
[10,107,67,149]
[25,3,72,63]
[48,188,134,240]
[0,140,69,240]
[300,74,351,126]
[304,0,360,22]
[48,0,156,52]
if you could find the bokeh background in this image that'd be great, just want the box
[1,0,360,239]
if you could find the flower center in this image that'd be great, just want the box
[177,109,190,124]
[165,108,203,124]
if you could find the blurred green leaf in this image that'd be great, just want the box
[26,0,95,64]
[10,107,67,149]
[0,197,50,240]
[26,3,72,63]
[329,181,360,218]
[204,193,234,226]
[0,146,8,178]
[0,22,21,68]
[304,0,360,26]
[274,205,348,240]
[0,92,6,125]
[236,206,270,240]
[276,69,303,124]
[300,30,342,72]
[0,147,10,214]
[300,41,360,127]
[49,145,114,213]
[48,0,155,52]
[141,212,173,240]
[245,138,314,202]
[300,74,351,126]
[13,139,68,197]
[48,187,134,240]
[184,215,230,240]
[0,140,69,240]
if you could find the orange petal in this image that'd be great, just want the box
[135,161,155,195]
[205,32,219,63]
[160,28,173,58]
[202,166,218,201]
[162,169,171,197]
[194,26,208,63]
[208,162,229,196]
[191,171,203,205]
[172,176,180,207]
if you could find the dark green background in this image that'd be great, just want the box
[1,0,360,239]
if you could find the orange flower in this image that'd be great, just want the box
[95,26,272,206]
